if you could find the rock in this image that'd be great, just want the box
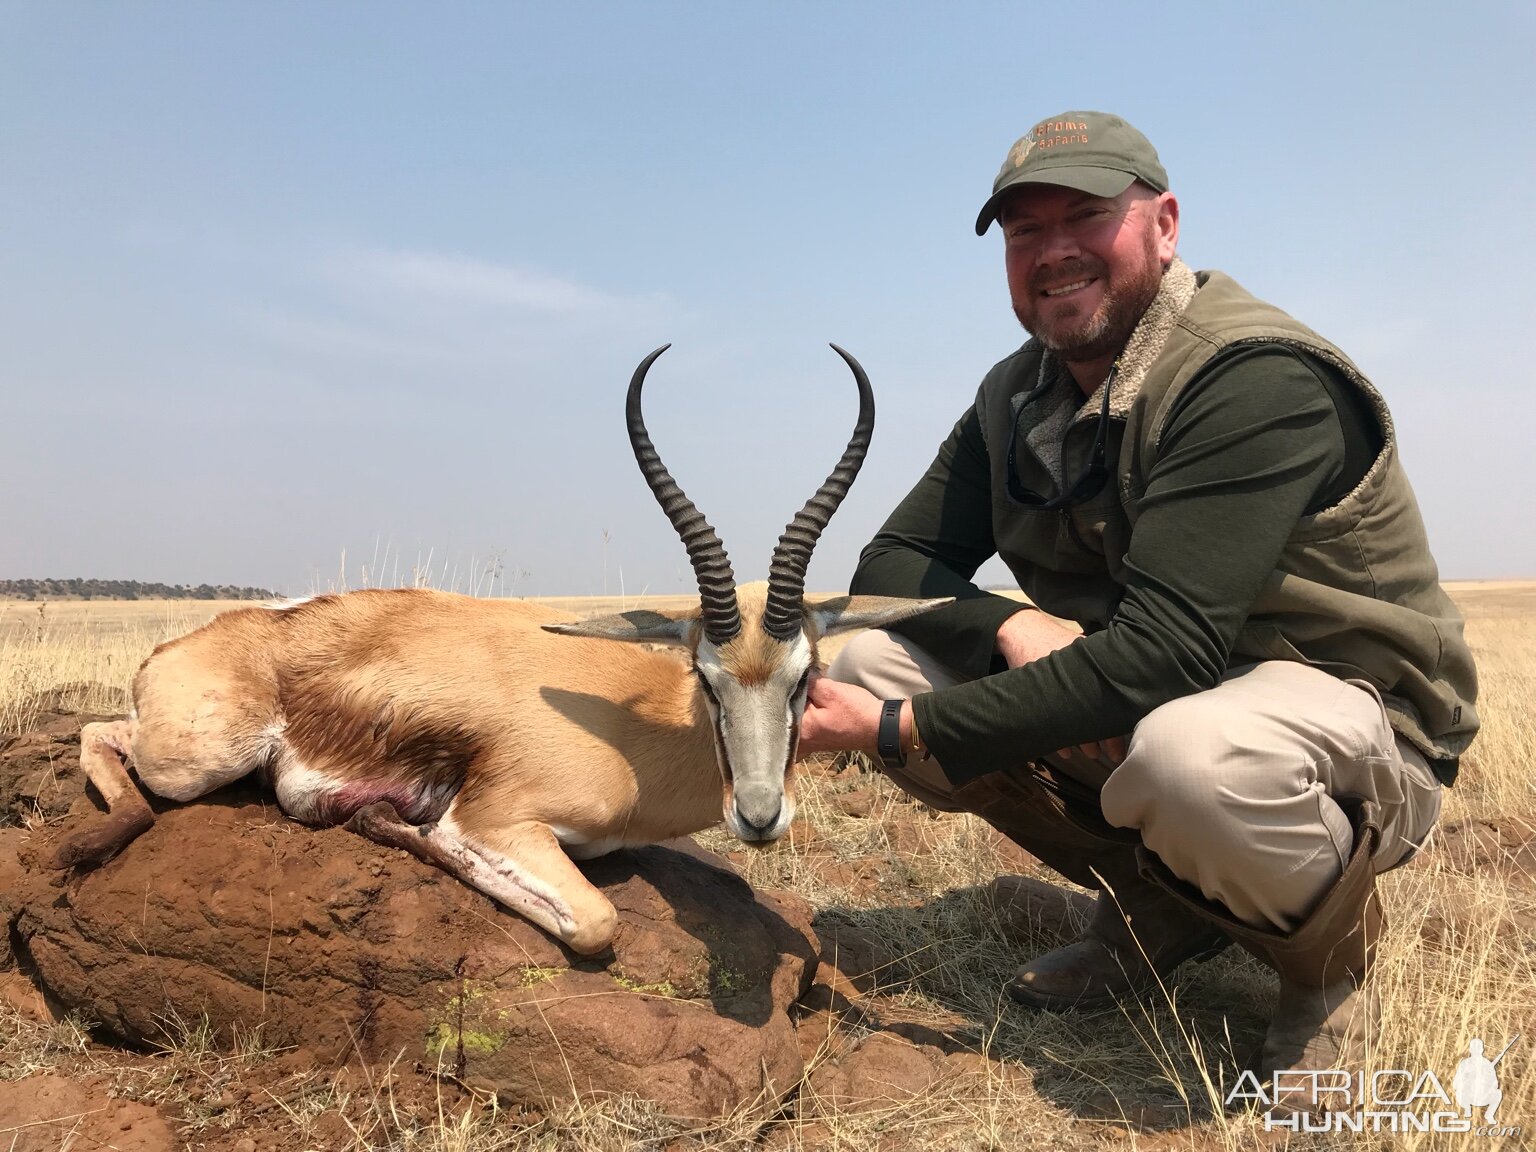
[11,795,818,1120]
[1079,1088,1196,1131]
[806,1032,943,1109]
[832,790,875,818]
[883,810,954,859]
[984,873,1094,942]
[0,711,122,827]
[1433,819,1504,870]
[793,972,870,1067]
[0,1074,177,1152]
[816,751,873,778]
[978,825,1046,875]
[804,1031,1020,1116]
[798,751,849,780]
[1419,903,1536,950]
[1420,818,1536,886]
[811,918,899,995]
[803,963,865,1014]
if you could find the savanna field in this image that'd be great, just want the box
[1,586,1532,1152]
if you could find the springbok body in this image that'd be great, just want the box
[61,346,947,954]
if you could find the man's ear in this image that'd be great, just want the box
[1154,190,1179,265]
[805,594,953,638]
[542,609,699,648]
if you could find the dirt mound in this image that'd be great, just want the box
[0,1073,177,1152]
[1429,816,1536,880]
[803,1029,1023,1111]
[0,711,122,828]
[8,773,819,1119]
[2,712,1119,1143]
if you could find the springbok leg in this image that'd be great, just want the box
[345,802,618,955]
[52,720,156,869]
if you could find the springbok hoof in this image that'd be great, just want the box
[49,809,154,870]
[344,800,408,839]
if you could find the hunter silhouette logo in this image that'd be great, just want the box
[1454,1036,1516,1124]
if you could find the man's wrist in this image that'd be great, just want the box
[996,603,1078,667]
[875,698,907,769]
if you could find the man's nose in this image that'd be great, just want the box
[1037,222,1081,264]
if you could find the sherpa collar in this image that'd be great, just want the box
[1013,258,1198,489]
[1036,257,1199,429]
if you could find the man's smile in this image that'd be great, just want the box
[1042,278,1096,298]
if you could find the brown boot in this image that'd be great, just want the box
[1006,874,1231,1010]
[1137,796,1385,1119]
[954,763,1230,1011]
[1259,977,1381,1119]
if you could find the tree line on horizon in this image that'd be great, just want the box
[0,578,278,602]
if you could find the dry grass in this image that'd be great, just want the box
[2,588,1534,1151]
[0,600,250,735]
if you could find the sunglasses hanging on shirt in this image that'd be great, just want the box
[1005,358,1119,510]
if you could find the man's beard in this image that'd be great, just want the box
[1014,236,1165,365]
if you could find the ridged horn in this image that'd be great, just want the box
[762,344,874,640]
[626,345,741,644]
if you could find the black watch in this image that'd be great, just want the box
[876,698,907,770]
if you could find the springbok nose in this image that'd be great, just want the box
[734,784,783,837]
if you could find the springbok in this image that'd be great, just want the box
[54,345,948,954]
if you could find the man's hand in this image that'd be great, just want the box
[996,607,1080,668]
[798,672,886,759]
[1056,734,1129,769]
[996,609,1128,769]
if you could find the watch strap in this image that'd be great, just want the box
[876,698,907,770]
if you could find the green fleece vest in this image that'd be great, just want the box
[976,269,1478,775]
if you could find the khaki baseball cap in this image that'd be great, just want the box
[975,110,1169,235]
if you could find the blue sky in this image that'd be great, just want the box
[2,2,1532,594]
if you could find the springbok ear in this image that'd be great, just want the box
[542,609,699,648]
[806,594,954,638]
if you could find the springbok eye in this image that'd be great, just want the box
[794,669,811,697]
[694,669,720,706]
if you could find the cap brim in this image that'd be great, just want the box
[974,166,1137,235]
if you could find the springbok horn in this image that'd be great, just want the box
[762,344,874,640]
[626,345,741,644]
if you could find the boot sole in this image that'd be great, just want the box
[1005,939,1231,1012]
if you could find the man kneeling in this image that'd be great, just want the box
[798,110,1475,1113]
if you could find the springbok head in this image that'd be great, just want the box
[545,345,949,843]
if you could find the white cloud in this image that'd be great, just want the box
[221,243,690,393]
[324,248,664,316]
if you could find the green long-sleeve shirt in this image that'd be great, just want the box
[852,344,1381,786]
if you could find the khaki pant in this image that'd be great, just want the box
[828,630,1443,933]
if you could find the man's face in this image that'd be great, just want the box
[1001,182,1179,364]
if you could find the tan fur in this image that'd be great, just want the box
[716,587,815,685]
[61,579,944,954]
[62,587,732,953]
